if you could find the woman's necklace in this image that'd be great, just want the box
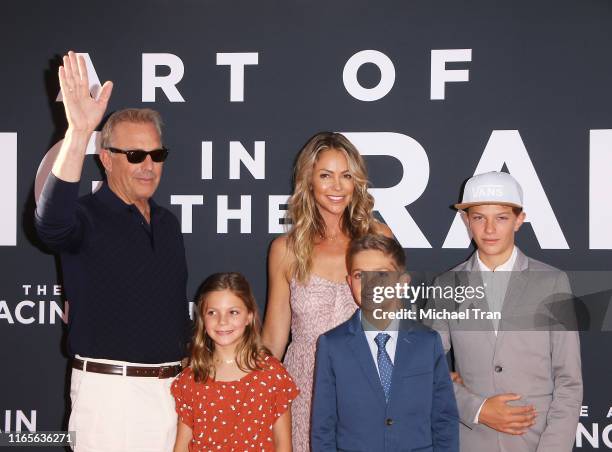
[322,230,344,242]
[215,356,235,364]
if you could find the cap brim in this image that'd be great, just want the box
[454,201,523,211]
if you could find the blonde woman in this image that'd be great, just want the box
[262,132,393,451]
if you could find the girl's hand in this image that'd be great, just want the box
[172,420,192,452]
[272,408,293,452]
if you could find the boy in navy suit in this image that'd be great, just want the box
[311,234,459,452]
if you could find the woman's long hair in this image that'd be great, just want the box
[190,272,270,382]
[287,132,376,283]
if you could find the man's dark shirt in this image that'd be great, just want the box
[35,173,191,363]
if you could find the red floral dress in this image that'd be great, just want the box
[171,355,299,451]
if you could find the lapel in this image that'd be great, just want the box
[460,255,487,311]
[388,324,418,403]
[495,248,530,347]
[463,252,497,349]
[346,310,387,406]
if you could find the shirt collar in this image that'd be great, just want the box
[477,246,517,272]
[360,310,400,341]
[95,181,159,216]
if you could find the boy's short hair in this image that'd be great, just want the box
[347,234,406,271]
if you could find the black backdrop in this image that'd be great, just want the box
[1,1,611,449]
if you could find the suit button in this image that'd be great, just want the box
[495,365,503,373]
[385,418,393,426]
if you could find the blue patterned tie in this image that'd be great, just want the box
[374,333,393,402]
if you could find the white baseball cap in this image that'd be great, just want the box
[454,171,523,210]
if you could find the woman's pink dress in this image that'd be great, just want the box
[283,274,357,452]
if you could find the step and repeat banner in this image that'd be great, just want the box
[1,0,611,450]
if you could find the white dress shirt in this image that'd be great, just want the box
[477,246,518,335]
[360,311,399,377]
[474,246,517,423]
[476,246,517,272]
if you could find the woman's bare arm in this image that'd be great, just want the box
[262,236,293,359]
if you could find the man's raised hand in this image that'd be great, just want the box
[58,51,113,134]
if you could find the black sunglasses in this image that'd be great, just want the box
[106,147,169,164]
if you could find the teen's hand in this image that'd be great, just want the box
[450,371,463,385]
[479,393,536,435]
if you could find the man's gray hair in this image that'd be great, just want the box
[100,108,163,148]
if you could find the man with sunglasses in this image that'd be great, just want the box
[35,51,190,451]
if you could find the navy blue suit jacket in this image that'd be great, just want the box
[311,310,459,452]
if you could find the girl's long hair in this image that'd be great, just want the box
[190,272,270,382]
[287,132,376,283]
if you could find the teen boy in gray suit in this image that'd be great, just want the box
[429,171,582,452]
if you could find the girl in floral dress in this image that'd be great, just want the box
[172,272,299,451]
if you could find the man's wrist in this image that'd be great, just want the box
[65,127,93,143]
[51,128,92,182]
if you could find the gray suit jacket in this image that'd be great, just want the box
[428,248,582,452]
